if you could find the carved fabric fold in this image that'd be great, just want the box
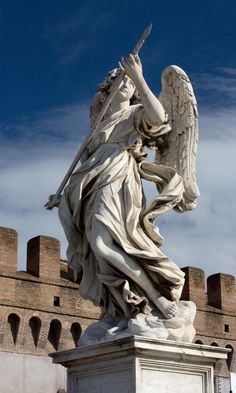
[59,105,185,319]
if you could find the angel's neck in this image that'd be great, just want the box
[110,100,130,115]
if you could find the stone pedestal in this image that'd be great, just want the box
[50,336,229,393]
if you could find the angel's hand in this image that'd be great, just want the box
[119,53,143,83]
[44,194,62,210]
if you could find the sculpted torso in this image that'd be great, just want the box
[58,54,199,343]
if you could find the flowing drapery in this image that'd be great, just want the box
[59,104,185,318]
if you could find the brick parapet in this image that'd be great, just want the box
[0,225,101,358]
[0,226,236,377]
[181,266,236,313]
[26,235,61,280]
[0,304,97,356]
[0,275,100,319]
[0,226,17,274]
[181,266,206,308]
[0,227,235,316]
[207,273,236,312]
[194,309,236,341]
[0,270,79,289]
[180,267,236,378]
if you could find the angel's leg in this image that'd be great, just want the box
[90,219,177,319]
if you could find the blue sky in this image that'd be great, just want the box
[1,0,236,278]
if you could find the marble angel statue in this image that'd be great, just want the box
[53,52,199,343]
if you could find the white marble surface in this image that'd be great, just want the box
[141,368,203,393]
[78,301,196,346]
[51,336,230,393]
[57,53,199,341]
[158,64,200,212]
[0,352,66,393]
[231,372,236,393]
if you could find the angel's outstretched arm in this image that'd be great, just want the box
[120,54,166,125]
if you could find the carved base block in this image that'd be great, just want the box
[50,336,229,393]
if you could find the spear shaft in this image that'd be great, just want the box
[45,23,152,210]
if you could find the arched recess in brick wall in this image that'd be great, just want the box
[48,319,62,351]
[29,317,41,347]
[225,344,234,371]
[70,322,82,347]
[210,342,219,347]
[195,340,204,345]
[8,313,20,344]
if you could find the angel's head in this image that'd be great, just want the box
[90,68,140,127]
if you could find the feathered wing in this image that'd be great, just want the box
[157,65,200,212]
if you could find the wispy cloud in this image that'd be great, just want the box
[146,106,236,277]
[197,74,236,99]
[0,151,69,270]
[200,106,236,140]
[44,13,86,37]
[0,101,91,268]
[0,75,236,278]
[216,67,236,76]
[193,67,236,107]
[43,3,113,64]
[0,102,89,148]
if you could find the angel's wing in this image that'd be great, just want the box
[157,65,200,212]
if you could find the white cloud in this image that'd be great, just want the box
[0,102,89,269]
[144,107,236,278]
[0,100,235,280]
[42,4,113,64]
[216,67,236,77]
[194,67,236,103]
[0,146,73,269]
[199,106,236,140]
[0,102,89,146]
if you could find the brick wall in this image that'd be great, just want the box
[0,227,17,274]
[181,266,236,378]
[0,226,101,357]
[0,226,235,379]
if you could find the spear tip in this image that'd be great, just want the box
[145,23,153,36]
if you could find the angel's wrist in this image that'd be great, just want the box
[131,73,145,89]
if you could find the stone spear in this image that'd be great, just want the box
[45,24,152,210]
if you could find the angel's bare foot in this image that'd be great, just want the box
[152,296,178,319]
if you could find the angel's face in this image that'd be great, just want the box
[112,76,135,103]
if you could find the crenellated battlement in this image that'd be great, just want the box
[0,225,235,378]
[207,273,236,312]
[181,266,236,313]
[0,226,18,274]
[1,226,235,313]
[0,226,71,281]
[27,235,61,280]
[0,226,101,359]
[181,267,206,309]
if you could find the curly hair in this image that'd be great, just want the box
[90,68,140,127]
